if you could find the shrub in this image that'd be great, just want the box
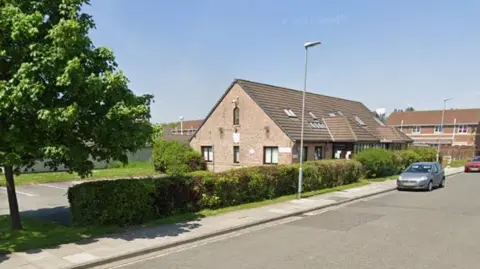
[68,179,157,226]
[354,148,395,178]
[69,159,364,226]
[393,150,420,172]
[152,176,203,217]
[412,148,437,162]
[152,139,205,176]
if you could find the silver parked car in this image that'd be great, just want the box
[397,162,445,191]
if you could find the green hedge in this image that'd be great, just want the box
[68,159,363,226]
[151,139,206,176]
[355,147,438,178]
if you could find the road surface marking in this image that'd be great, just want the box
[38,183,68,190]
[0,187,36,197]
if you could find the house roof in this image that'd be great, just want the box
[235,79,410,143]
[162,119,203,144]
[168,120,204,130]
[191,79,410,143]
[387,109,480,126]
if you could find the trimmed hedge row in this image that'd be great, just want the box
[68,159,363,226]
[354,147,437,178]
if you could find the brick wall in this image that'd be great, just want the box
[190,84,294,172]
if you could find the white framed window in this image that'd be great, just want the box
[355,116,366,126]
[412,126,421,134]
[374,117,385,126]
[201,146,213,162]
[434,125,444,133]
[264,147,279,164]
[457,125,468,134]
[309,121,325,129]
[283,109,297,117]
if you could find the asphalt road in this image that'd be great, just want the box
[0,180,77,225]
[118,172,480,269]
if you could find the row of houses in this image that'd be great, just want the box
[165,79,412,172]
[387,109,480,147]
[163,79,479,172]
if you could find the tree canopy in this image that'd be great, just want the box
[0,0,153,229]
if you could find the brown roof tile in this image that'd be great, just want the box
[323,117,355,141]
[387,109,480,126]
[168,120,204,130]
[191,79,412,144]
[237,79,408,143]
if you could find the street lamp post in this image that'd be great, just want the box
[179,116,184,135]
[436,98,451,162]
[298,41,322,199]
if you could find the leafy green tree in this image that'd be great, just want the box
[151,123,164,141]
[0,0,153,229]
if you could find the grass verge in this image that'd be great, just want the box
[0,161,157,186]
[0,180,369,253]
[0,216,120,254]
[366,175,399,182]
[450,159,468,168]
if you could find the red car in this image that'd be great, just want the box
[465,156,480,172]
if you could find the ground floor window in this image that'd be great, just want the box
[354,143,385,154]
[201,146,213,162]
[233,146,240,163]
[264,147,279,164]
[314,146,323,160]
[301,146,308,162]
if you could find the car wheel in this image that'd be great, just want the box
[439,178,445,188]
[426,181,433,192]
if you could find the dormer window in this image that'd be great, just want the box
[233,107,240,125]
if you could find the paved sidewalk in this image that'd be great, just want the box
[1,167,464,269]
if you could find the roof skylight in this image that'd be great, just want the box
[355,116,366,126]
[283,109,297,117]
[374,117,386,126]
[309,121,326,129]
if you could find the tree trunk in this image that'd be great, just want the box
[4,166,22,230]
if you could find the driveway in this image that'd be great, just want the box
[119,172,480,269]
[0,181,81,225]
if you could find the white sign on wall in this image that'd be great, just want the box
[279,147,291,153]
[233,133,240,143]
[249,148,255,155]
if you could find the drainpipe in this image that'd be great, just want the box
[452,118,456,144]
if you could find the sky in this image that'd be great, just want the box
[84,0,480,123]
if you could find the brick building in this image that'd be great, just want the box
[162,119,203,144]
[386,108,480,147]
[190,79,412,172]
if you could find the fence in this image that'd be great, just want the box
[18,147,153,173]
[410,145,475,160]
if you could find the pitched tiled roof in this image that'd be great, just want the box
[236,79,411,143]
[168,120,204,130]
[162,133,192,144]
[387,109,480,126]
